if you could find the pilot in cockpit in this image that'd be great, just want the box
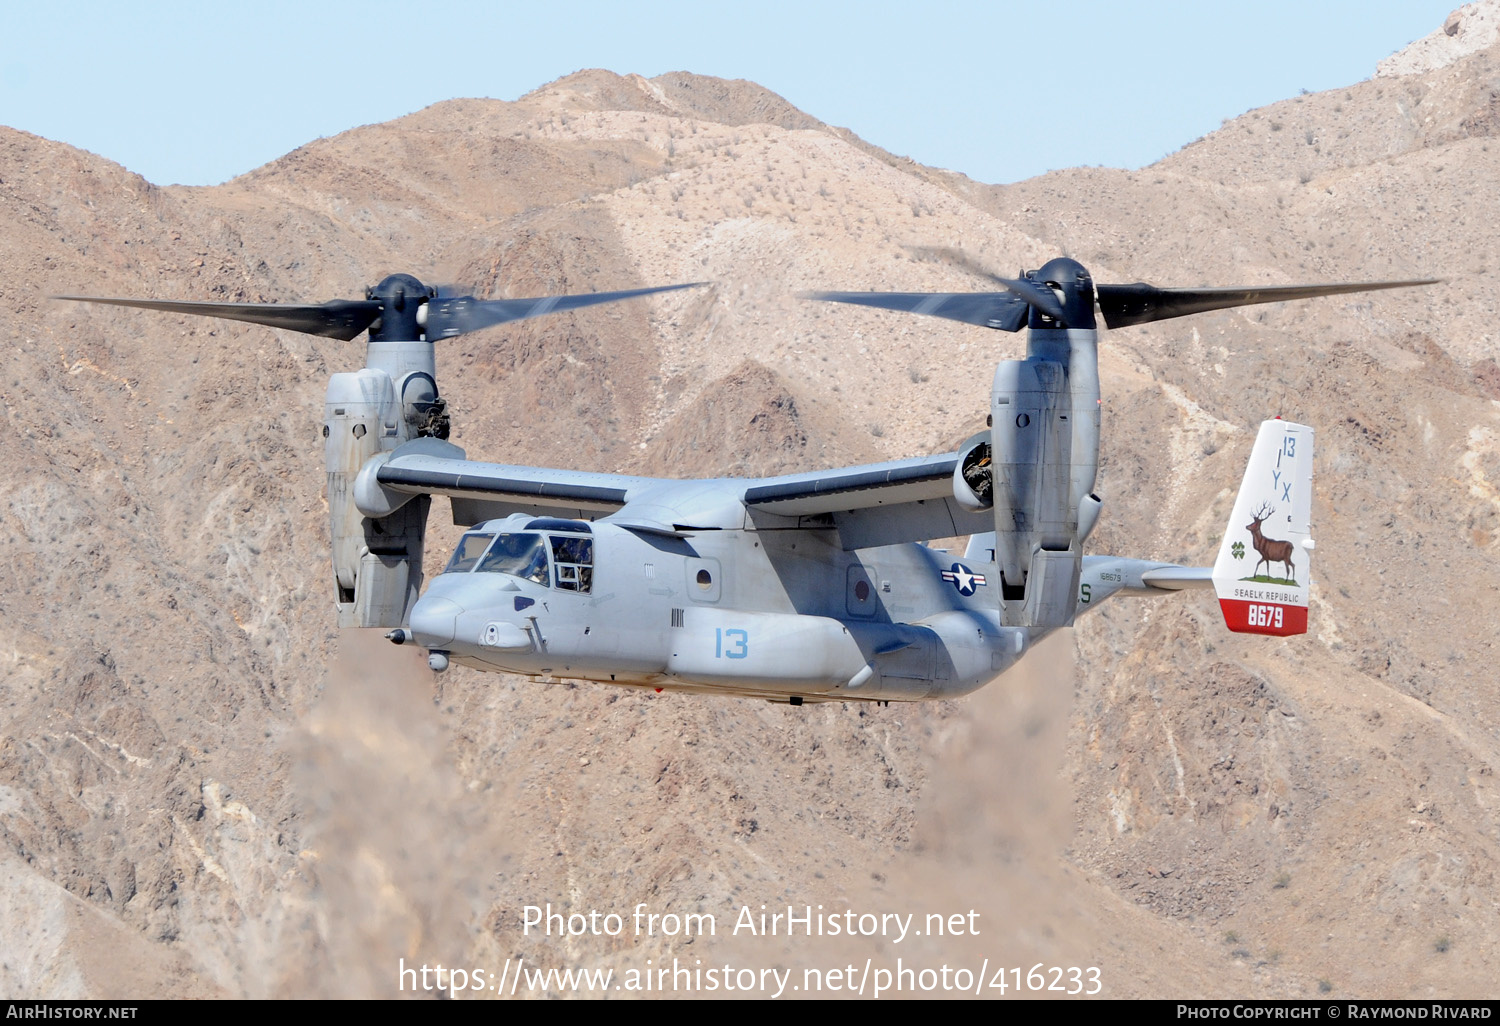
[522,545,549,585]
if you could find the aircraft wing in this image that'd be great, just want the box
[375,447,665,524]
[743,452,991,549]
[374,438,988,546]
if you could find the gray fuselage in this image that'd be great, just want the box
[408,512,1038,703]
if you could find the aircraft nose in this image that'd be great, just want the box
[409,596,461,647]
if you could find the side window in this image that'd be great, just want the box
[550,536,593,593]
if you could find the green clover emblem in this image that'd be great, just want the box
[1231,541,1245,560]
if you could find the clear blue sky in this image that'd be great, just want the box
[2,0,1458,188]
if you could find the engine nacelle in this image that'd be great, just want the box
[952,430,993,513]
[325,365,433,629]
[326,370,398,601]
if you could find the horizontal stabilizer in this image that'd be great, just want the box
[1139,566,1212,590]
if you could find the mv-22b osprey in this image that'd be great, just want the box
[62,262,1431,703]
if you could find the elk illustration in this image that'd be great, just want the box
[1246,502,1296,583]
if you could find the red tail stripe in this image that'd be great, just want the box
[1219,599,1308,637]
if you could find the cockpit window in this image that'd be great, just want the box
[550,536,593,593]
[476,532,550,585]
[526,517,592,534]
[444,532,495,574]
[444,530,590,590]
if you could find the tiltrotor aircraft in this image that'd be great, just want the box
[61,262,1432,704]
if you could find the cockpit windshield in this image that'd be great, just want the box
[476,532,550,585]
[442,526,592,592]
[443,532,495,574]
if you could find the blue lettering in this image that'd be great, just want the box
[725,629,748,659]
[715,628,750,659]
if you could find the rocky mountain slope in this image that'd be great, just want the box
[2,3,1498,998]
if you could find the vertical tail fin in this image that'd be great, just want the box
[1211,420,1314,636]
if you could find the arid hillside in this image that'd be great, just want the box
[2,2,1498,999]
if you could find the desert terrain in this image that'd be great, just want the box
[2,2,1499,999]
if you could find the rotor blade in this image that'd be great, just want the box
[896,247,1070,321]
[52,295,383,341]
[1096,279,1441,330]
[425,282,705,339]
[799,291,1029,332]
